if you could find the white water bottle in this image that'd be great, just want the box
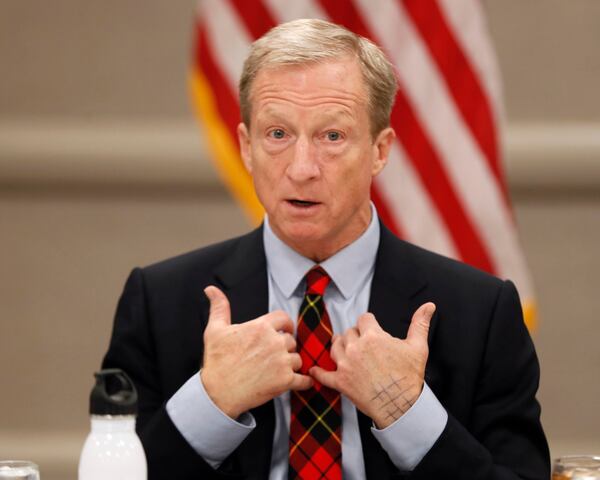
[78,369,147,480]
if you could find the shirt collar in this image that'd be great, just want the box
[263,203,380,300]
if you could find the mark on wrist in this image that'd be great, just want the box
[371,375,417,423]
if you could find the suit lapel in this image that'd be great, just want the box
[213,226,268,326]
[360,222,440,479]
[368,222,429,341]
[213,226,275,479]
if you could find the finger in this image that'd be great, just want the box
[406,302,436,348]
[289,373,313,391]
[333,333,346,350]
[267,311,294,334]
[204,286,231,327]
[344,326,360,343]
[309,366,338,391]
[356,312,381,335]
[330,335,345,363]
[282,332,297,352]
[290,352,302,371]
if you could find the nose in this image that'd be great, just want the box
[285,135,320,183]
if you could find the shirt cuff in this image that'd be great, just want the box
[370,382,447,471]
[166,372,256,469]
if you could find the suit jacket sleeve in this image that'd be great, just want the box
[101,268,239,480]
[408,280,550,479]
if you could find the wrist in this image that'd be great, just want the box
[371,381,423,429]
[200,369,242,419]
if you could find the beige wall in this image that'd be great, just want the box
[1,1,599,479]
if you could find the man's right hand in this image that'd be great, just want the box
[200,286,313,419]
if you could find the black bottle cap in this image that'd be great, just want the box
[89,369,138,415]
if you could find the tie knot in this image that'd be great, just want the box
[305,266,331,296]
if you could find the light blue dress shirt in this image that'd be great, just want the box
[167,205,447,477]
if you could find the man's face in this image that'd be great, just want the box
[238,57,394,261]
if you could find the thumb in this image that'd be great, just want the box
[309,366,338,391]
[406,302,436,349]
[204,286,231,328]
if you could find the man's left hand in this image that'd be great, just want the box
[310,303,436,429]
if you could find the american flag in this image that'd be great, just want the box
[190,0,536,330]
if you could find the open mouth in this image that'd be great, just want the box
[288,199,319,207]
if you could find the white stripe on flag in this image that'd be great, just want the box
[437,0,505,124]
[264,0,327,23]
[377,142,459,258]
[201,0,251,93]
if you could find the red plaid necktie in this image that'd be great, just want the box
[289,266,342,479]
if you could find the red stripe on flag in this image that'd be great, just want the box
[194,22,241,141]
[317,0,367,34]
[228,0,277,39]
[401,0,508,201]
[392,95,494,272]
[318,0,495,272]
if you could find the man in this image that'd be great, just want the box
[102,19,549,479]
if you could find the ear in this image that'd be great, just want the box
[237,122,252,173]
[371,127,395,177]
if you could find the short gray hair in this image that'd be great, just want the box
[239,18,398,137]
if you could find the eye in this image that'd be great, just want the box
[326,131,342,141]
[268,128,286,140]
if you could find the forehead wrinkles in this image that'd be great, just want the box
[252,83,368,125]
[254,87,364,110]
[246,60,370,127]
[257,104,356,128]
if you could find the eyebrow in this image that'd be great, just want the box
[319,108,355,123]
[257,107,289,122]
[257,106,355,123]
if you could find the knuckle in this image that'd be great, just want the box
[362,330,381,348]
[272,310,290,322]
[274,332,286,346]
[336,358,348,372]
[345,342,357,357]
[282,370,296,388]
[245,326,261,343]
[268,332,284,350]
[257,319,272,334]
[358,313,374,327]
[363,329,378,341]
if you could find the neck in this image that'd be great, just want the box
[273,207,373,263]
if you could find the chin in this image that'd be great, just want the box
[278,221,325,245]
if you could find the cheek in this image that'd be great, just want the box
[253,166,276,193]
[250,155,285,202]
[336,154,374,195]
[261,138,290,156]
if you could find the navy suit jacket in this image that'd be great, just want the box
[102,222,550,479]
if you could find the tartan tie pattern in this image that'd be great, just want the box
[289,266,342,480]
